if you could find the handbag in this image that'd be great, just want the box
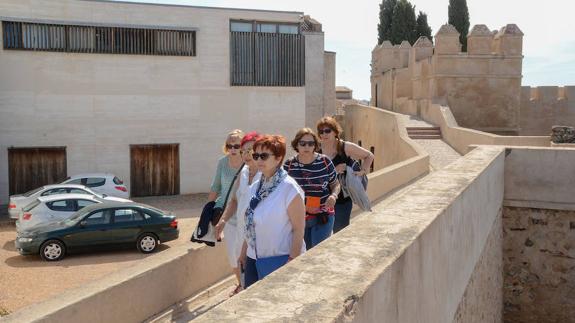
[255,254,289,279]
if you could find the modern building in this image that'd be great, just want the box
[0,0,336,203]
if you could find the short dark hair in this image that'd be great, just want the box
[291,128,320,153]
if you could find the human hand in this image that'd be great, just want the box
[354,169,367,176]
[326,194,337,208]
[237,252,246,269]
[215,219,226,240]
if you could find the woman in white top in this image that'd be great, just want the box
[238,135,306,288]
[216,131,262,296]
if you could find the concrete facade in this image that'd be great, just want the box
[371,24,524,134]
[0,0,334,203]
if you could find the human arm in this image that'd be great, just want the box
[325,158,340,208]
[215,197,238,239]
[208,158,224,202]
[287,194,305,261]
[344,142,375,175]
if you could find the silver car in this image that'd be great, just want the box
[8,184,106,219]
[17,193,131,232]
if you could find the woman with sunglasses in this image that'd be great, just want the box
[316,117,374,233]
[215,131,262,296]
[284,128,340,249]
[238,135,306,288]
[208,129,244,290]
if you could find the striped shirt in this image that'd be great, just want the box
[283,153,337,215]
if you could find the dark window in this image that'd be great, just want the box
[85,177,106,188]
[2,21,196,56]
[230,20,304,86]
[76,199,96,210]
[114,209,144,223]
[47,199,75,211]
[84,210,111,225]
[69,188,91,195]
[41,188,68,196]
[67,178,83,185]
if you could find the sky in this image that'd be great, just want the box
[118,0,575,100]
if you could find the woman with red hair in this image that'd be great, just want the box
[237,135,306,288]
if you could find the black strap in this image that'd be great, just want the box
[221,163,244,211]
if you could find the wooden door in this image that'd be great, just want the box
[130,144,179,197]
[8,147,67,195]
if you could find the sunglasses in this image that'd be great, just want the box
[318,128,332,135]
[226,144,241,150]
[298,140,316,147]
[252,152,272,161]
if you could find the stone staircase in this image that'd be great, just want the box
[406,126,442,139]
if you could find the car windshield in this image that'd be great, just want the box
[143,205,166,216]
[22,187,43,197]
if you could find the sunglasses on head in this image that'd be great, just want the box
[318,128,332,135]
[226,144,241,150]
[252,152,272,161]
[298,140,316,147]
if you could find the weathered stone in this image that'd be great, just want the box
[524,238,534,247]
[551,125,575,143]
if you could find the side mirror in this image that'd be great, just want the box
[79,221,87,227]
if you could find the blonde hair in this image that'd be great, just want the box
[223,129,244,153]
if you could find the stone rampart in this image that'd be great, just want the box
[519,86,575,135]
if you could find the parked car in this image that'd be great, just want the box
[61,173,129,198]
[17,194,131,232]
[8,184,109,219]
[15,202,179,261]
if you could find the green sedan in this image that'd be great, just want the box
[15,202,179,261]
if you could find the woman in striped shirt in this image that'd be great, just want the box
[284,128,340,249]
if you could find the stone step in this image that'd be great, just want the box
[407,130,442,134]
[409,134,443,139]
[406,127,440,131]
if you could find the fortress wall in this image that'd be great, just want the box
[519,86,575,135]
[196,146,506,323]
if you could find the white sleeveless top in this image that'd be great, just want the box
[246,175,306,259]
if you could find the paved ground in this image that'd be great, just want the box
[413,139,461,170]
[0,193,208,316]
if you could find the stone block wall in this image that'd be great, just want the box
[519,86,575,136]
[502,206,575,323]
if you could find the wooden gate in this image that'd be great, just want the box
[130,144,179,197]
[8,147,67,195]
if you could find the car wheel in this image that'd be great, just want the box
[137,233,158,253]
[40,240,66,261]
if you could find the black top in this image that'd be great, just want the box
[321,141,352,204]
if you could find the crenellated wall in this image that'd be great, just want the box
[519,86,575,135]
[372,24,524,134]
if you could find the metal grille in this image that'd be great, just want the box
[230,31,305,86]
[2,20,196,56]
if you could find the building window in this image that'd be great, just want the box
[230,20,305,86]
[2,20,196,56]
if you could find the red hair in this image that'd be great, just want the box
[253,135,287,163]
[241,131,262,148]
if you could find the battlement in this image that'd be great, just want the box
[372,23,524,77]
[522,86,575,102]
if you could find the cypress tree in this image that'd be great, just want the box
[416,11,433,43]
[377,0,397,44]
[448,0,470,51]
[390,0,417,45]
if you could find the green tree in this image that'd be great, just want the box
[448,0,470,51]
[390,0,417,45]
[416,11,433,43]
[378,0,397,44]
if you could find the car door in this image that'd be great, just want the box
[63,210,114,250]
[110,208,146,244]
